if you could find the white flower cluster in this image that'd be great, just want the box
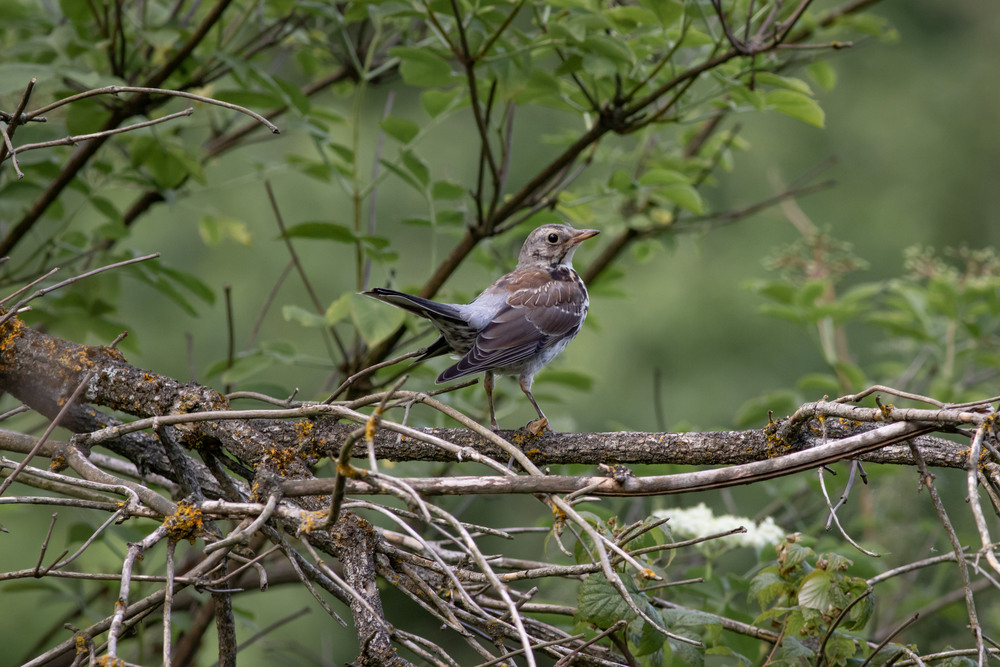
[652,503,786,554]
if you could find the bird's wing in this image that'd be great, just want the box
[437,269,587,382]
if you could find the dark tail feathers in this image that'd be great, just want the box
[362,288,466,324]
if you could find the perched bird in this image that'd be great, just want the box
[365,223,599,431]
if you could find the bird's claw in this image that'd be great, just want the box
[526,417,549,436]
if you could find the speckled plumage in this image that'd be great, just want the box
[365,223,599,430]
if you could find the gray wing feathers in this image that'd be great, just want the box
[437,278,586,382]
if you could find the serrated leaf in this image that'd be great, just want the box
[380,116,420,144]
[797,569,834,610]
[778,539,814,574]
[351,293,407,347]
[780,636,815,660]
[766,89,825,128]
[630,611,667,656]
[706,646,752,666]
[668,633,705,666]
[748,568,790,607]
[283,222,355,243]
[577,574,638,628]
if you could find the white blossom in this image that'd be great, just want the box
[652,503,786,555]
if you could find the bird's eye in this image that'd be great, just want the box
[547,233,559,244]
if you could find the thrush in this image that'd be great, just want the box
[365,223,599,431]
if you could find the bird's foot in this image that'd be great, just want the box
[525,417,549,436]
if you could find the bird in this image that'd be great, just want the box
[364,223,599,431]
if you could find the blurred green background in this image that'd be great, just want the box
[99,1,1000,433]
[3,0,1000,663]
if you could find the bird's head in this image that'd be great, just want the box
[516,224,600,270]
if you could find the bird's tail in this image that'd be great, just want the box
[362,288,467,325]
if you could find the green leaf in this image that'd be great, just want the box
[832,361,867,391]
[389,46,454,87]
[283,304,327,328]
[381,159,425,194]
[400,149,431,188]
[537,369,593,391]
[630,611,667,656]
[604,5,658,31]
[380,116,420,144]
[609,169,634,193]
[199,215,252,246]
[795,279,828,307]
[283,222,356,243]
[780,636,816,661]
[421,88,462,118]
[160,266,215,305]
[748,568,790,607]
[797,569,834,610]
[89,196,122,223]
[582,34,634,65]
[706,646,752,666]
[745,280,798,305]
[431,180,467,200]
[735,390,799,428]
[638,169,690,186]
[221,353,275,385]
[754,72,813,95]
[779,539,814,574]
[576,574,638,628]
[325,293,353,325]
[655,183,704,214]
[808,61,837,91]
[638,0,683,27]
[795,373,841,396]
[765,89,825,128]
[351,293,407,347]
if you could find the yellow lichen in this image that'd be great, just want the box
[162,501,204,544]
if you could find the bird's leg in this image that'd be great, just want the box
[519,375,549,434]
[484,371,499,431]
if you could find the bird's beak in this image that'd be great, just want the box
[572,229,600,244]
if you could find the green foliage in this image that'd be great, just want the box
[0,0,887,369]
[749,535,874,666]
[5,1,985,665]
[745,232,1000,418]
